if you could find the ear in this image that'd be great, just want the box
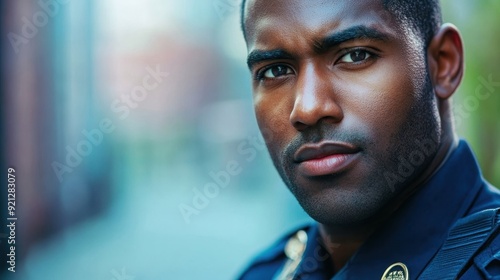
[427,23,464,100]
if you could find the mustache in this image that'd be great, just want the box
[281,127,369,161]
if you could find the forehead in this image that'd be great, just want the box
[244,0,403,50]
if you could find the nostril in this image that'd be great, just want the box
[292,121,309,131]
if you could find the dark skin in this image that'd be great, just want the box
[243,0,464,273]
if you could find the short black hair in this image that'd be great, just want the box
[240,0,442,48]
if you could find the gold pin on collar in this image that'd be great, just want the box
[381,262,409,280]
[273,230,308,280]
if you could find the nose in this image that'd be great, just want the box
[289,64,343,131]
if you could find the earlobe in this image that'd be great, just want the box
[427,23,464,100]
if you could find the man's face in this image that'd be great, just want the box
[244,0,442,226]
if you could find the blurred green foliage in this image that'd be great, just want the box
[441,0,500,188]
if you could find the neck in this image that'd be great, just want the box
[317,224,375,273]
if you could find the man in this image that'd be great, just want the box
[238,0,500,279]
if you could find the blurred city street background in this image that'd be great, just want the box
[1,1,499,279]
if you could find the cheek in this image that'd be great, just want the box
[254,92,294,151]
[337,61,418,144]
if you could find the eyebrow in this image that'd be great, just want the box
[246,25,389,70]
[247,49,295,70]
[316,25,390,53]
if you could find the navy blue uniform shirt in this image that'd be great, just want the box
[238,140,500,279]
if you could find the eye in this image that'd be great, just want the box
[261,65,293,79]
[339,50,372,63]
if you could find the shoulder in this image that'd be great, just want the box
[237,224,312,280]
[437,207,500,279]
[460,208,500,279]
[468,181,500,215]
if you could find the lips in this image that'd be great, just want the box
[294,142,361,177]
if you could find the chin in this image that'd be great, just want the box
[292,181,391,227]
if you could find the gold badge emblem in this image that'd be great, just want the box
[381,262,409,280]
[273,230,308,280]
